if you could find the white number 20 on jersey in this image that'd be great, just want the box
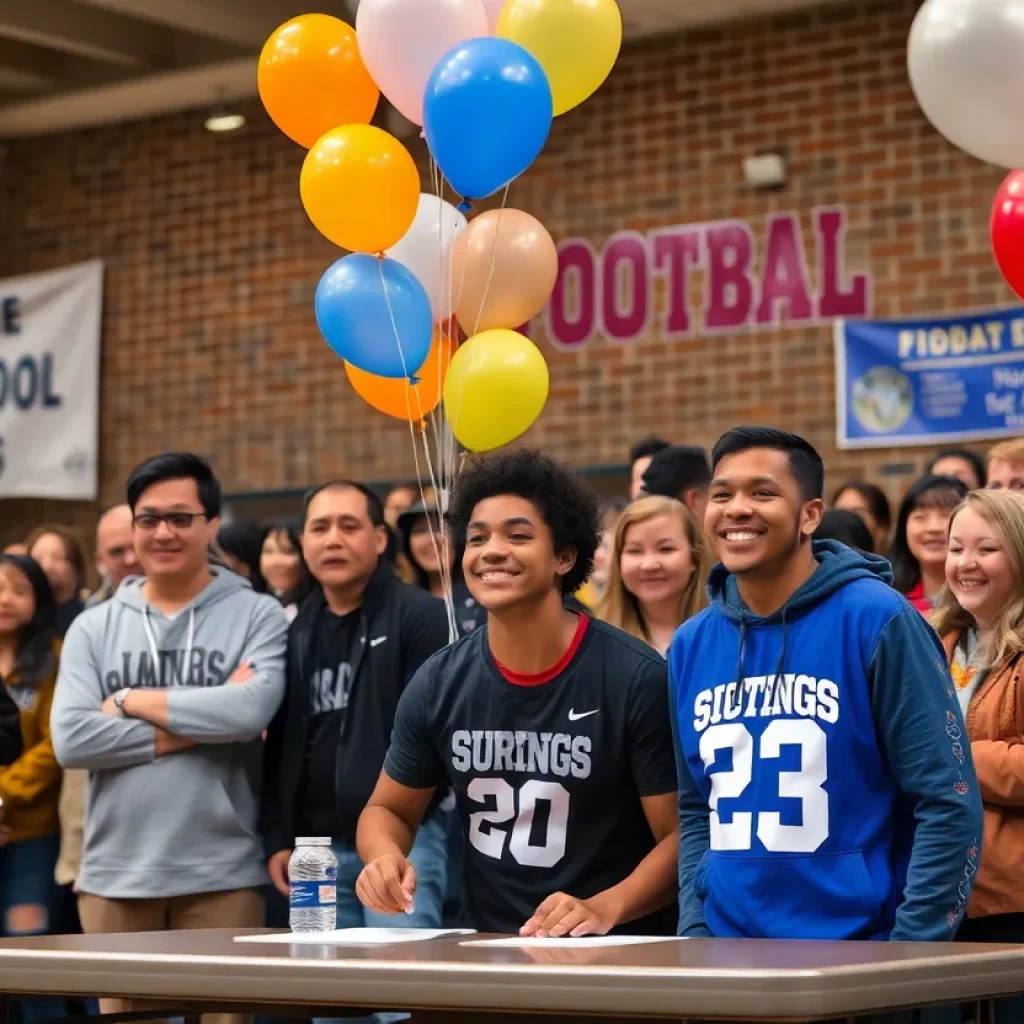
[698,720,829,853]
[466,779,569,868]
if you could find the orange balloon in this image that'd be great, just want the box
[301,124,421,253]
[346,328,454,422]
[259,14,379,148]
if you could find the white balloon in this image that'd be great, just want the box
[909,0,1024,169]
[356,0,489,126]
[482,0,506,32]
[387,194,469,323]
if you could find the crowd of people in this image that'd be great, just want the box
[0,430,1021,1021]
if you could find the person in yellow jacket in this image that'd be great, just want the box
[0,553,65,1023]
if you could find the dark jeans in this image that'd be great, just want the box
[0,834,68,1023]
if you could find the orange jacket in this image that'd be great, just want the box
[0,643,61,844]
[942,630,1024,918]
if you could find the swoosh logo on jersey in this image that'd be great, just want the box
[568,708,599,722]
[369,636,388,648]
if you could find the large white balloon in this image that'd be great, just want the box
[386,194,468,323]
[356,0,489,126]
[909,0,1024,169]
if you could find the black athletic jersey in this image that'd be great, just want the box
[383,616,677,935]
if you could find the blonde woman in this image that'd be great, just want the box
[599,496,707,655]
[933,489,1024,1021]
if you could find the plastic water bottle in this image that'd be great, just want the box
[289,837,337,933]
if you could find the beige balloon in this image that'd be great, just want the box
[452,209,558,335]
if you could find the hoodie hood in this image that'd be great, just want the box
[114,565,252,611]
[707,540,895,715]
[707,539,894,625]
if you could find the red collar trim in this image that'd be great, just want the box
[495,615,589,687]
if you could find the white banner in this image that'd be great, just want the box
[0,261,103,500]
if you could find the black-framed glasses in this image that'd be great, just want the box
[133,512,208,532]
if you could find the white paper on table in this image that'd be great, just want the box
[460,936,685,949]
[235,928,476,946]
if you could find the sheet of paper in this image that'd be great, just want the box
[235,928,475,946]
[460,936,684,949]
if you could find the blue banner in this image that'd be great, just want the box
[835,308,1024,449]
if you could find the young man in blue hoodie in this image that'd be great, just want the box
[671,426,982,942]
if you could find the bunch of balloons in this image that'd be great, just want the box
[908,0,1024,301]
[258,0,622,451]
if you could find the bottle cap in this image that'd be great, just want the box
[295,837,332,847]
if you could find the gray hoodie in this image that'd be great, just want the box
[51,569,288,899]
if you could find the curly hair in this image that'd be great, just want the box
[448,448,600,596]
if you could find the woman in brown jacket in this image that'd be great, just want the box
[934,489,1024,1023]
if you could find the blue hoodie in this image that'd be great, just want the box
[670,541,982,942]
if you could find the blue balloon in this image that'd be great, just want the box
[315,254,432,380]
[424,38,553,202]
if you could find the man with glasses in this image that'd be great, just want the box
[986,438,1024,492]
[52,452,287,1024]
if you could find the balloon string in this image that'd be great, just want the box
[430,156,445,462]
[472,184,511,338]
[431,162,460,631]
[378,259,458,644]
[437,166,462,546]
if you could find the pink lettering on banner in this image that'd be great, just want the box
[542,207,872,349]
[546,239,597,351]
[602,232,649,342]
[755,213,814,326]
[704,221,755,331]
[815,207,870,318]
[652,227,702,337]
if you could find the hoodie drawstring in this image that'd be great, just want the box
[142,605,195,686]
[730,603,791,715]
[764,603,791,710]
[730,616,749,713]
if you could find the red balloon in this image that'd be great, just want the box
[992,171,1024,299]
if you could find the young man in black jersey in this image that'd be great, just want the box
[356,449,678,937]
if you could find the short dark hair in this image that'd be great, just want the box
[629,436,670,465]
[302,480,386,528]
[215,520,267,593]
[927,447,987,489]
[126,452,221,518]
[712,426,825,502]
[448,448,600,596]
[815,509,875,553]
[831,480,892,532]
[889,474,968,594]
[641,445,711,499]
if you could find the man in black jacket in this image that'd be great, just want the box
[262,480,452,929]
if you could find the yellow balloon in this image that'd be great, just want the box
[300,125,420,254]
[444,330,549,452]
[497,0,622,117]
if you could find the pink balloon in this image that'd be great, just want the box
[356,0,489,126]
[482,0,506,32]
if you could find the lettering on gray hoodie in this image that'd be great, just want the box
[51,569,288,899]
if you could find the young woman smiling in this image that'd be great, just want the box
[890,475,968,614]
[599,496,707,656]
[933,489,1024,1022]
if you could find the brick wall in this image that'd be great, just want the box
[0,0,1014,545]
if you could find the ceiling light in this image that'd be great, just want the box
[205,111,245,133]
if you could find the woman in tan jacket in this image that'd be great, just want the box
[934,489,1024,1023]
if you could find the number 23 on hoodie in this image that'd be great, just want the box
[670,541,983,942]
